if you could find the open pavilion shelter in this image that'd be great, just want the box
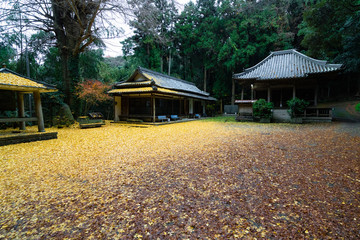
[0,67,57,132]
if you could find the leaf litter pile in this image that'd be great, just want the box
[0,121,359,239]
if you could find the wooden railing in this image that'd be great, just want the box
[303,108,332,118]
[296,108,333,122]
[0,117,38,123]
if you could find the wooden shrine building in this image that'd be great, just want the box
[108,67,216,122]
[233,49,343,108]
[0,67,57,132]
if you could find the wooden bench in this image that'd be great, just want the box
[170,115,180,121]
[158,115,169,122]
[78,116,105,129]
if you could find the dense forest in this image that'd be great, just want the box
[0,0,359,120]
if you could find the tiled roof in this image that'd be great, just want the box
[0,68,57,92]
[233,49,342,81]
[112,67,216,101]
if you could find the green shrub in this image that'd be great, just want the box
[287,98,309,118]
[355,102,360,113]
[253,99,274,119]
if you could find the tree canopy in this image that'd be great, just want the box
[1,0,359,115]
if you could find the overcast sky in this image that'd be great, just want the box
[103,0,194,57]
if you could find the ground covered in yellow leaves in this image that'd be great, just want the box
[0,120,359,239]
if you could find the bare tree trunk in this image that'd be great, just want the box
[61,53,71,105]
[61,52,80,108]
[231,78,235,105]
[168,49,171,75]
[160,56,163,72]
[147,44,151,68]
[203,67,207,92]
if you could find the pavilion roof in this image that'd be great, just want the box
[0,68,57,92]
[110,67,216,101]
[233,49,342,81]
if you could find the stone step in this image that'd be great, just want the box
[273,109,291,122]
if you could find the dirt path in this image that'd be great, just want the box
[335,122,360,137]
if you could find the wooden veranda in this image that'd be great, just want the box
[0,67,57,132]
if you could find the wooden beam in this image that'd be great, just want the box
[293,85,296,99]
[0,117,37,123]
[17,92,26,130]
[152,96,156,123]
[33,91,45,132]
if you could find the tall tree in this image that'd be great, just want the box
[299,0,360,95]
[299,0,360,72]
[1,0,129,107]
[122,0,177,73]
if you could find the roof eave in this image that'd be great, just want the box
[0,68,57,89]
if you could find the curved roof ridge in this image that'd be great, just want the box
[239,52,275,75]
[289,49,327,65]
[138,66,197,86]
[233,49,343,81]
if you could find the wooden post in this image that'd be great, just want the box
[314,85,318,106]
[33,91,45,132]
[293,85,296,99]
[241,87,244,100]
[152,96,156,123]
[189,98,194,114]
[114,96,121,121]
[251,85,254,100]
[267,87,271,102]
[17,92,26,130]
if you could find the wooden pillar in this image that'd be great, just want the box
[292,85,296,99]
[180,99,183,115]
[189,98,194,114]
[114,96,121,121]
[251,85,254,100]
[241,87,244,100]
[17,92,26,130]
[152,96,156,123]
[280,89,283,108]
[314,85,319,106]
[33,91,45,132]
[267,87,271,102]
